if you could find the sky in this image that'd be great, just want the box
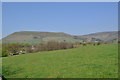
[1,0,120,2]
[2,2,118,38]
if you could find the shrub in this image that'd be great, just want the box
[87,42,93,45]
[2,48,9,57]
[26,47,34,53]
[46,41,59,51]
[118,41,120,43]
[97,42,101,45]
[2,43,28,55]
[104,42,108,44]
[83,43,87,46]
[58,42,73,49]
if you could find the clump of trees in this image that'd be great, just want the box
[26,41,74,53]
[2,41,106,57]
[2,41,74,57]
[2,43,30,57]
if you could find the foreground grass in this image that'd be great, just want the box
[2,44,118,78]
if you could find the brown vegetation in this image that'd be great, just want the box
[2,41,107,57]
[2,41,74,57]
[26,41,74,53]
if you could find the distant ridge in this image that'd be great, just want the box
[81,31,118,42]
[2,31,118,44]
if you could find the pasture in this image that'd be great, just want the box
[2,44,118,78]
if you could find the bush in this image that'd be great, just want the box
[2,43,28,55]
[83,43,87,46]
[26,41,74,53]
[104,42,108,44]
[2,48,9,57]
[87,42,93,45]
[46,41,59,51]
[26,47,34,53]
[97,42,101,45]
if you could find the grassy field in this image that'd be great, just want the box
[2,44,118,78]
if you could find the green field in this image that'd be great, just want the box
[2,44,118,78]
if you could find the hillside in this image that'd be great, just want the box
[81,31,118,42]
[2,31,80,44]
[2,31,118,44]
[2,44,118,78]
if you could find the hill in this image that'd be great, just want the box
[83,31,118,41]
[81,31,118,42]
[2,44,118,78]
[2,31,80,44]
[2,31,118,44]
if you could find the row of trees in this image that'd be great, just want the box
[2,41,74,57]
[2,41,105,57]
[27,41,74,53]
